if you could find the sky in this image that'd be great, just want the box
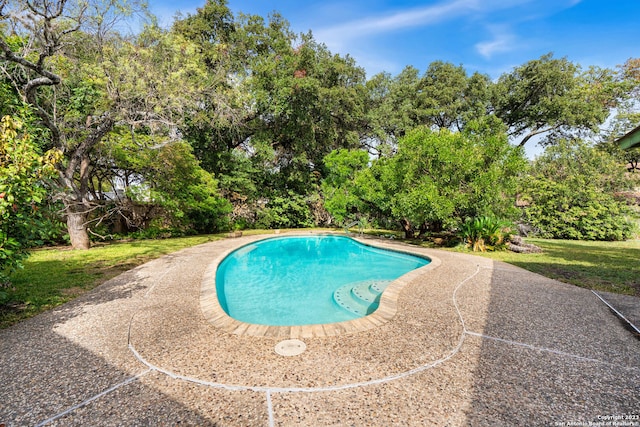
[149,0,640,157]
[150,0,640,80]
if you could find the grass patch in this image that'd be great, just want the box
[453,238,640,297]
[0,234,224,328]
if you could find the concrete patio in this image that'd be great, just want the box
[1,232,638,426]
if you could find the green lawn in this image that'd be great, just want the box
[1,231,638,329]
[0,234,224,328]
[451,238,640,297]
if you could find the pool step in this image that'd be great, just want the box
[370,280,391,294]
[333,285,372,316]
[333,280,393,317]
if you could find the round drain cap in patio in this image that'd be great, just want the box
[275,339,306,356]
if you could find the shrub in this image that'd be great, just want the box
[520,140,635,241]
[126,141,232,235]
[0,116,60,287]
[322,124,526,238]
[458,216,511,252]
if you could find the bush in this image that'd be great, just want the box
[521,140,635,241]
[0,116,60,287]
[458,216,511,252]
[126,142,232,235]
[322,123,526,238]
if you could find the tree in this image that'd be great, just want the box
[383,121,525,237]
[176,8,368,226]
[492,53,619,147]
[418,61,491,131]
[324,119,526,238]
[0,1,219,248]
[364,66,422,155]
[0,1,126,248]
[364,62,491,156]
[616,57,640,129]
[133,141,232,234]
[172,0,256,171]
[0,115,59,286]
[246,25,366,194]
[520,140,634,240]
[599,58,640,153]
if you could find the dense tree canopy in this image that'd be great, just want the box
[362,62,491,156]
[492,53,622,147]
[0,0,227,248]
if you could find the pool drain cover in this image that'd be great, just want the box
[275,339,306,356]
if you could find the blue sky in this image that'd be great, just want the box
[150,0,640,80]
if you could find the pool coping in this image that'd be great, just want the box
[199,232,442,338]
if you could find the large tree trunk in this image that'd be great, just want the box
[59,118,115,250]
[65,202,91,250]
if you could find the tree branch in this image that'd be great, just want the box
[517,125,556,147]
[65,114,116,185]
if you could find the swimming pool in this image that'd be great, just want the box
[215,235,430,326]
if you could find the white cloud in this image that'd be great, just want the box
[475,27,516,58]
[315,0,482,46]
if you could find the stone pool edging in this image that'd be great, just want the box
[199,232,442,338]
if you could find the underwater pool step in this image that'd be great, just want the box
[333,285,373,316]
[351,281,389,303]
[351,282,379,303]
[332,280,393,317]
[369,279,392,294]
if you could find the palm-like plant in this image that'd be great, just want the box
[458,216,510,252]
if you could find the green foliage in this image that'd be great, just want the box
[0,81,21,118]
[171,0,235,69]
[0,116,60,287]
[2,2,638,248]
[521,140,635,240]
[321,149,370,224]
[492,53,618,146]
[418,61,491,130]
[245,23,366,192]
[364,62,492,154]
[364,67,421,146]
[256,191,314,229]
[127,141,232,234]
[361,123,526,237]
[176,9,368,221]
[458,216,510,252]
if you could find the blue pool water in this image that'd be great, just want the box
[215,235,429,326]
